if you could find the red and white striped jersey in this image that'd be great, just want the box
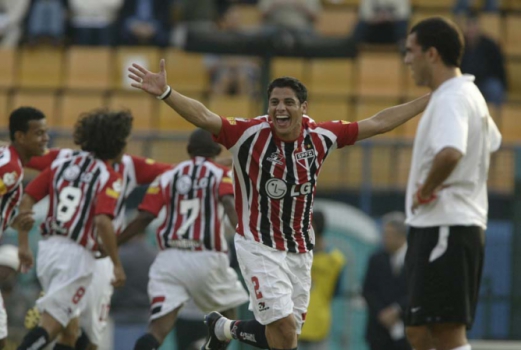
[214,115,359,253]
[0,145,24,237]
[25,153,122,251]
[27,149,173,233]
[139,156,234,252]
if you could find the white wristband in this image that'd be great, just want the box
[156,86,172,100]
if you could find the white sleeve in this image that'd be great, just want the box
[487,115,502,153]
[430,94,469,156]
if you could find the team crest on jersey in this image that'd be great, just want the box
[294,149,316,168]
[63,165,81,181]
[266,152,283,165]
[176,175,192,195]
[2,171,18,186]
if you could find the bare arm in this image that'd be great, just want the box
[221,195,238,229]
[15,194,37,273]
[95,214,126,287]
[117,211,155,246]
[419,147,462,198]
[357,94,430,141]
[128,59,222,135]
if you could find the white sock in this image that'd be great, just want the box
[214,316,233,341]
[450,345,471,350]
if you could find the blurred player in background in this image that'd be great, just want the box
[128,58,429,350]
[403,17,502,350]
[15,109,131,350]
[24,122,172,350]
[0,106,49,349]
[117,128,248,350]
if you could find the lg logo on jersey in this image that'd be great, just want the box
[265,178,312,199]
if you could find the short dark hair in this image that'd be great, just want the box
[73,109,133,160]
[382,211,407,236]
[9,107,46,141]
[267,77,308,104]
[312,211,326,236]
[187,128,222,158]
[410,17,464,67]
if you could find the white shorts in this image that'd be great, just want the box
[80,257,114,345]
[0,293,6,339]
[148,249,248,321]
[234,234,313,333]
[36,236,95,327]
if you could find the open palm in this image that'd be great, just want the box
[128,59,168,97]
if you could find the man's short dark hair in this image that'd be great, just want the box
[312,211,326,236]
[73,108,133,160]
[267,77,308,104]
[9,107,46,141]
[410,17,464,67]
[187,128,222,158]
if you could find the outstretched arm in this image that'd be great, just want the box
[128,59,222,135]
[117,211,156,246]
[356,94,430,141]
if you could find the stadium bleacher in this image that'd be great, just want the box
[0,2,517,195]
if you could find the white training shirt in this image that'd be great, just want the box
[405,75,502,229]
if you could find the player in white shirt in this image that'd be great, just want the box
[402,17,502,350]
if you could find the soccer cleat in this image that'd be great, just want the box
[24,305,41,330]
[24,292,44,330]
[201,312,230,350]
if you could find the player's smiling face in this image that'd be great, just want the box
[268,87,307,142]
[21,119,49,157]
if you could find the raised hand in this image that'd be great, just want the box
[128,59,168,97]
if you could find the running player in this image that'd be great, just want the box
[117,128,248,350]
[15,109,131,350]
[128,61,428,350]
[0,107,49,349]
[25,149,172,350]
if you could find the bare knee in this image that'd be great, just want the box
[430,323,467,350]
[406,326,434,350]
[266,314,297,345]
[149,308,180,344]
[57,318,80,346]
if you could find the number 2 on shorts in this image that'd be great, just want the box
[251,276,263,299]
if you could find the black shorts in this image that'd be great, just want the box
[404,225,485,329]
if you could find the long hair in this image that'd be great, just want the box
[73,108,133,160]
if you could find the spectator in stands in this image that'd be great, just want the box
[258,0,321,34]
[298,211,345,350]
[362,212,411,350]
[118,0,171,47]
[453,0,499,14]
[26,0,67,46]
[111,230,156,350]
[461,13,507,108]
[205,6,260,97]
[172,0,227,29]
[352,0,410,45]
[0,0,30,47]
[69,0,123,46]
